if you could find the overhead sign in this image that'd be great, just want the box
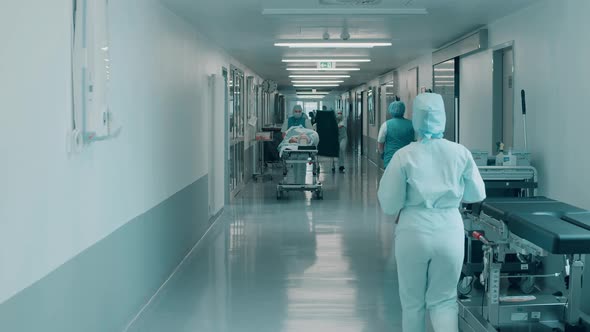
[318,62,335,69]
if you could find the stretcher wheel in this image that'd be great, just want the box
[457,274,473,296]
[508,275,520,288]
[519,276,536,294]
[315,190,323,200]
[473,273,484,290]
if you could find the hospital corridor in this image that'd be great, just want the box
[2,1,590,332]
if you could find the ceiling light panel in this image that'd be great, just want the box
[297,95,326,99]
[287,67,361,71]
[292,80,344,84]
[275,42,392,48]
[319,0,382,5]
[294,84,340,87]
[263,9,427,15]
[282,59,371,63]
[289,75,351,78]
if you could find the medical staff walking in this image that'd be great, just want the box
[336,110,348,173]
[377,101,414,169]
[377,93,486,332]
[282,105,312,138]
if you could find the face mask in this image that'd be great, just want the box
[294,112,302,119]
[337,114,343,120]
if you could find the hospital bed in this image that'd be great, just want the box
[458,197,590,332]
[276,127,323,200]
[460,166,539,297]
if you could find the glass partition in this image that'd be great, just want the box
[367,88,375,126]
[229,66,245,196]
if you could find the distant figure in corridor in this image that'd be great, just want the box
[282,105,312,138]
[377,101,414,169]
[336,110,348,173]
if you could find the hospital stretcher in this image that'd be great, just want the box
[459,197,590,332]
[460,166,539,297]
[276,145,323,200]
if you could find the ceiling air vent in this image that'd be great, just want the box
[320,0,382,5]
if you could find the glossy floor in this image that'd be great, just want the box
[127,157,405,332]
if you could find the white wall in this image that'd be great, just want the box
[0,0,262,304]
[355,0,590,209]
[380,0,590,209]
[356,54,433,140]
[459,50,494,151]
[397,54,433,120]
[487,0,590,207]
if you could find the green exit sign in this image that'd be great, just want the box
[318,62,335,69]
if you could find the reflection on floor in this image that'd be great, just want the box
[127,156,407,332]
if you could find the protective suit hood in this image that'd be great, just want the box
[412,93,446,140]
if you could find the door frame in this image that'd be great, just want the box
[492,41,516,152]
[222,67,230,205]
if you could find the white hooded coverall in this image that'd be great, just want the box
[377,93,486,332]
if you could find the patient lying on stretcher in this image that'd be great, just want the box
[278,126,320,157]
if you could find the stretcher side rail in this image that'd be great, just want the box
[459,197,590,332]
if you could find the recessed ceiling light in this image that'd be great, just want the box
[263,8,428,15]
[290,75,351,78]
[275,42,392,49]
[292,80,344,84]
[434,68,454,72]
[294,84,340,87]
[297,95,326,99]
[287,67,360,71]
[282,59,371,63]
[297,92,330,95]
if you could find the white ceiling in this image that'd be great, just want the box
[161,0,538,94]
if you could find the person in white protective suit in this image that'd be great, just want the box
[377,93,486,332]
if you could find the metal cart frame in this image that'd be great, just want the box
[276,146,323,200]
